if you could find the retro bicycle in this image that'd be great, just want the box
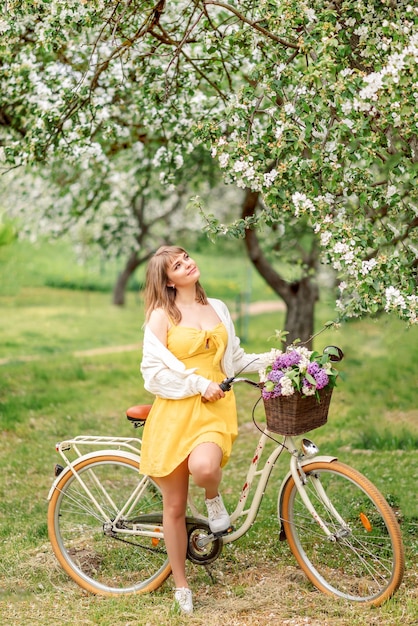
[47,347,404,606]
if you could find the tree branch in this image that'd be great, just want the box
[203,1,299,49]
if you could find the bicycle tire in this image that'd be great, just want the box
[48,453,171,595]
[280,460,404,606]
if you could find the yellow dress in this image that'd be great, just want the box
[139,323,237,477]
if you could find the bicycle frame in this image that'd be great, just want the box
[49,428,338,546]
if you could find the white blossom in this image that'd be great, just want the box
[354,25,368,38]
[385,286,407,311]
[275,63,286,78]
[341,118,354,129]
[320,231,332,246]
[218,153,229,168]
[284,103,295,115]
[263,169,278,187]
[280,377,295,396]
[292,192,315,217]
[0,19,10,33]
[274,121,285,139]
[174,154,184,168]
[361,259,377,275]
[305,9,317,24]
[386,185,398,198]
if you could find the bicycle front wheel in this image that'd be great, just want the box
[280,460,404,606]
[48,453,171,595]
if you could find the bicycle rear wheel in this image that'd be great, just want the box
[48,453,171,595]
[280,460,404,606]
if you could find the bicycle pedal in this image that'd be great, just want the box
[213,525,234,538]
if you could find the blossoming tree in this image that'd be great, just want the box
[1,0,417,327]
[0,141,225,305]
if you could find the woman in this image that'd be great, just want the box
[140,246,269,614]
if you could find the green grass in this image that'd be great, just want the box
[0,240,417,625]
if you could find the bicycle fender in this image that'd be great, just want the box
[277,455,338,523]
[47,449,141,500]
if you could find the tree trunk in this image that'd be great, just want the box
[282,278,318,347]
[241,189,319,349]
[112,251,142,306]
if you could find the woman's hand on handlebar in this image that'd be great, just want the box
[202,382,226,403]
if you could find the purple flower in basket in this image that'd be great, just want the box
[313,369,329,390]
[262,369,284,399]
[273,350,301,370]
[307,362,320,375]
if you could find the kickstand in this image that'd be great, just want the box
[203,563,217,584]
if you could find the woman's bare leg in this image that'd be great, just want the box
[188,442,223,499]
[189,442,230,534]
[154,459,190,589]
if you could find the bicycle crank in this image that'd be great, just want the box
[186,518,223,565]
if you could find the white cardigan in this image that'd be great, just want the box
[140,297,270,399]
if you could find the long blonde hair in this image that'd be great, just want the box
[144,246,208,324]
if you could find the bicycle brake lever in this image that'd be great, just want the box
[219,357,260,392]
[219,377,234,392]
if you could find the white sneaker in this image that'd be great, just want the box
[173,587,193,614]
[205,493,231,535]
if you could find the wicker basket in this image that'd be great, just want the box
[263,387,333,436]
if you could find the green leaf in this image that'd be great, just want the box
[305,373,317,386]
